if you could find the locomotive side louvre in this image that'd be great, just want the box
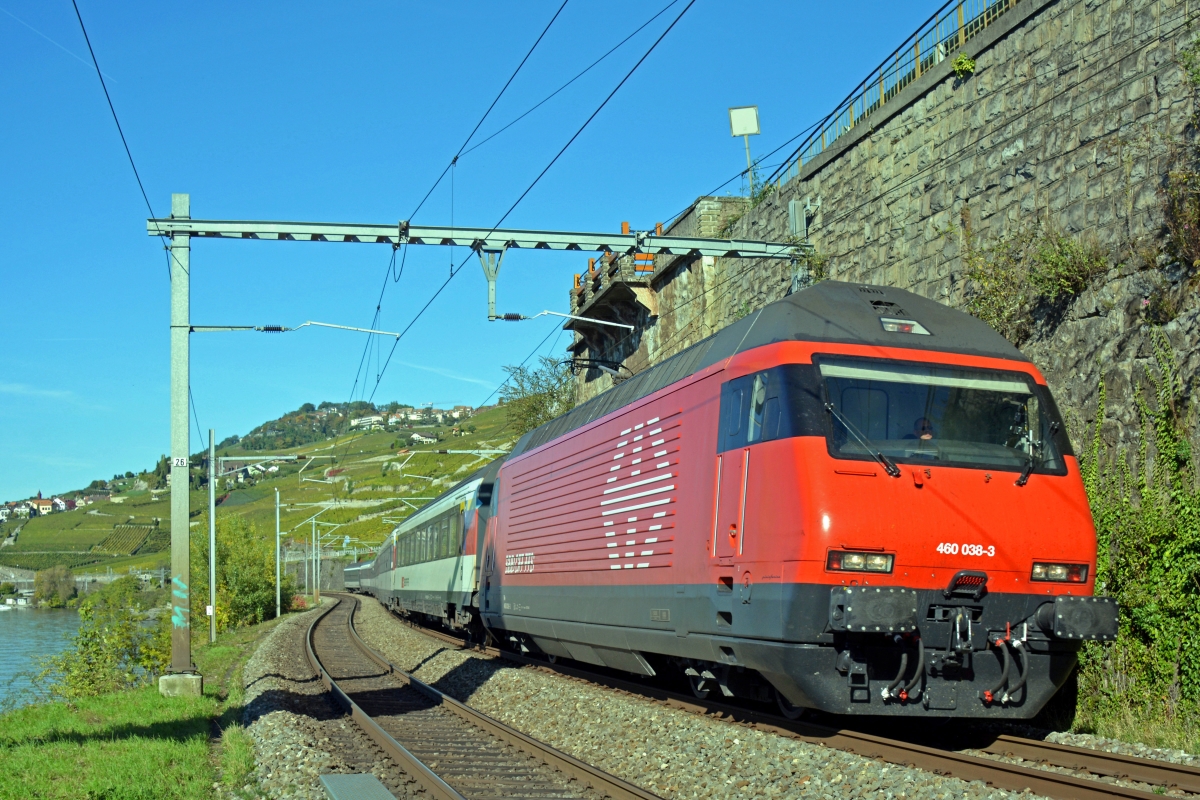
[481,281,1118,718]
[502,406,684,576]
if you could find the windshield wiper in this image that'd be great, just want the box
[824,403,902,478]
[1015,421,1058,487]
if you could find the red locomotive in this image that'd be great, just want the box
[349,281,1117,718]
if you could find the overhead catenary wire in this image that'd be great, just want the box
[593,5,1200,372]
[407,0,572,223]
[335,0,576,432]
[188,387,205,453]
[459,0,682,159]
[490,0,698,233]
[476,318,563,409]
[69,0,172,282]
[797,2,1197,248]
[363,0,699,405]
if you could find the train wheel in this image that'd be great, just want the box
[775,688,807,721]
[547,654,558,665]
[688,672,710,699]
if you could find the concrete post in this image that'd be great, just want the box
[162,192,202,697]
[275,488,280,619]
[208,429,216,644]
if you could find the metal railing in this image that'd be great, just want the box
[768,0,1019,187]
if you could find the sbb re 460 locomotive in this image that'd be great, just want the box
[346,281,1118,719]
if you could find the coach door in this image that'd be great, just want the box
[714,371,776,562]
[713,447,748,561]
[714,373,762,562]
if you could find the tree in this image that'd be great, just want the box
[152,455,169,489]
[34,565,75,607]
[0,582,16,595]
[124,471,134,479]
[299,402,316,413]
[34,576,169,700]
[500,356,577,436]
[191,515,295,632]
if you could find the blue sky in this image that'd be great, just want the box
[0,0,927,499]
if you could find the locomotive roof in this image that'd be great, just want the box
[510,281,1026,458]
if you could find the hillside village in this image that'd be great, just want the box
[0,399,506,581]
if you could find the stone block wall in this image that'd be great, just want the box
[579,0,1200,456]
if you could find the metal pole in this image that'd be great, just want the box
[312,519,318,603]
[168,192,193,676]
[743,134,754,196]
[275,488,280,619]
[208,429,216,643]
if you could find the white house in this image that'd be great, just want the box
[409,432,437,444]
[350,415,384,430]
[51,498,67,512]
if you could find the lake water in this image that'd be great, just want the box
[0,607,79,709]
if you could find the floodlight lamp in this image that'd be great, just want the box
[729,105,760,137]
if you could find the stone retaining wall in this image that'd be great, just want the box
[580,0,1199,456]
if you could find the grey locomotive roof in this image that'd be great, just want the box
[511,281,1026,458]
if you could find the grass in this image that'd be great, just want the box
[0,687,215,800]
[0,608,289,800]
[1076,705,1200,755]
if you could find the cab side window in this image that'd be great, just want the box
[718,365,824,453]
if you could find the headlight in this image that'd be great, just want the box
[827,550,894,573]
[1031,562,1088,583]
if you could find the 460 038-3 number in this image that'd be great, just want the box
[935,542,995,557]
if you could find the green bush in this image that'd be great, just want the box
[191,516,295,632]
[1077,331,1200,730]
[32,576,169,702]
[0,582,15,595]
[961,213,1108,343]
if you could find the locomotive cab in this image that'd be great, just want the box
[480,281,1117,719]
[713,320,1115,717]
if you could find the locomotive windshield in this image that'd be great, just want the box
[818,356,1066,474]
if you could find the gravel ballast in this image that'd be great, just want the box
[240,601,420,800]
[351,598,1046,800]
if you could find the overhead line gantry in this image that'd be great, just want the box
[149,194,798,691]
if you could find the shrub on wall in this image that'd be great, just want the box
[961,211,1108,343]
[1076,332,1200,736]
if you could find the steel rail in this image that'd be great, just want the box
[308,595,662,800]
[305,597,465,800]
[391,611,1194,800]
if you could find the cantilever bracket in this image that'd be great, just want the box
[478,248,507,321]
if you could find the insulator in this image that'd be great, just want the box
[260,325,285,333]
[501,313,523,321]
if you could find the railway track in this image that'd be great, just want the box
[306,594,662,800]
[390,608,1200,800]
